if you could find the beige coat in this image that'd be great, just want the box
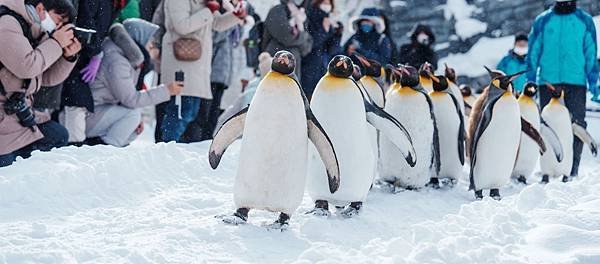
[161,0,241,99]
[0,0,76,155]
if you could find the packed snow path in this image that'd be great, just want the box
[0,118,599,263]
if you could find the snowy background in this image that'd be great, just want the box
[1,0,600,263]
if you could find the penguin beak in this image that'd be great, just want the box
[426,71,440,83]
[353,52,371,67]
[507,70,526,82]
[545,82,556,92]
[483,65,494,77]
[386,64,403,78]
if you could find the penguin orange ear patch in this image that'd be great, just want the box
[492,79,500,88]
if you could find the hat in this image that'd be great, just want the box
[349,8,386,34]
[123,18,160,46]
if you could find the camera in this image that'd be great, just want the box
[4,92,36,130]
[175,70,185,82]
[73,27,97,45]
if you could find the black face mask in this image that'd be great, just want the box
[554,1,577,15]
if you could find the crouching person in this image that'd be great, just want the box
[86,19,183,147]
[0,0,80,167]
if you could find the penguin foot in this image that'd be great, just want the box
[306,200,330,217]
[540,175,549,184]
[264,213,290,231]
[340,202,362,218]
[220,208,249,225]
[474,190,483,200]
[440,178,457,188]
[517,175,527,185]
[427,177,440,189]
[490,189,501,201]
[562,175,570,183]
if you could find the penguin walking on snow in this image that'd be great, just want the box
[468,68,548,200]
[208,51,340,230]
[428,73,465,186]
[379,64,440,191]
[540,83,598,183]
[307,55,416,218]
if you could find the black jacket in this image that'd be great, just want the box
[399,24,438,70]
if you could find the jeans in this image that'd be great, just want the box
[0,121,69,167]
[181,83,227,142]
[160,96,201,143]
[539,84,587,176]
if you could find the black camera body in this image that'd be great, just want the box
[4,92,36,130]
[73,27,97,45]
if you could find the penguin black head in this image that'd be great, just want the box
[390,64,420,87]
[419,62,433,77]
[444,63,457,83]
[429,74,449,92]
[271,50,296,75]
[522,83,538,97]
[353,52,382,78]
[546,83,563,98]
[483,65,506,80]
[486,66,525,91]
[460,84,472,97]
[327,55,354,78]
[352,64,363,81]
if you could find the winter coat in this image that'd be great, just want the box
[140,0,163,21]
[0,0,76,155]
[90,39,170,109]
[343,31,392,65]
[160,0,241,100]
[398,24,437,70]
[301,5,341,97]
[262,3,313,78]
[62,0,122,112]
[210,26,238,86]
[115,0,141,23]
[527,8,598,88]
[497,50,528,93]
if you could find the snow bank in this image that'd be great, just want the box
[0,118,599,262]
[438,36,514,77]
[444,0,487,40]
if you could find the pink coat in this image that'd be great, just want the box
[0,0,76,155]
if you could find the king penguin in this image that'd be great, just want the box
[512,83,543,184]
[307,55,416,218]
[428,72,465,187]
[208,51,341,230]
[467,68,548,200]
[379,64,440,191]
[419,62,435,93]
[540,83,598,183]
[444,63,466,118]
[461,85,477,118]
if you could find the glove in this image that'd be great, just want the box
[206,0,220,13]
[80,54,102,83]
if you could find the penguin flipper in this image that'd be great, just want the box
[423,92,441,176]
[307,112,341,193]
[449,93,466,165]
[469,87,504,191]
[572,122,598,157]
[208,107,248,169]
[521,117,547,154]
[365,102,417,167]
[541,119,564,162]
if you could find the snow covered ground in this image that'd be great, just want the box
[1,107,599,263]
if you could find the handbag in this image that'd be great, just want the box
[173,37,202,61]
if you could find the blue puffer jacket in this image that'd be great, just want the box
[527,8,598,89]
[497,50,528,92]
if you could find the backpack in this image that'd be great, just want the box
[0,5,37,96]
[244,21,264,69]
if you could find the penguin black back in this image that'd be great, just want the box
[328,55,354,78]
[271,51,296,75]
[399,65,420,88]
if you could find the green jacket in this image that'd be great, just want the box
[115,0,140,23]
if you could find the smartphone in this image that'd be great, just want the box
[175,70,185,83]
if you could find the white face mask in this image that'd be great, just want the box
[319,4,332,13]
[417,33,429,45]
[514,46,528,56]
[40,11,57,33]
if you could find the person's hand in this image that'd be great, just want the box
[206,0,220,13]
[80,54,102,83]
[135,122,144,135]
[323,17,331,32]
[50,23,74,48]
[168,81,184,95]
[334,21,344,36]
[63,37,81,58]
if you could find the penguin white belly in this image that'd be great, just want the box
[307,82,374,205]
[512,100,541,180]
[234,77,308,215]
[540,104,573,178]
[430,93,462,180]
[473,95,521,190]
[379,88,433,188]
[448,82,465,116]
[361,78,385,183]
